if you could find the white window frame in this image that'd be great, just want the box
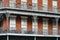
[53,1,57,8]
[43,0,48,6]
[21,16,27,33]
[10,16,16,30]
[43,18,48,35]
[32,0,37,3]
[53,19,58,35]
[9,0,16,8]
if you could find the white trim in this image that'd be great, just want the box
[0,33,60,37]
[43,18,48,35]
[0,10,60,18]
[10,17,16,30]
[0,33,7,36]
[1,10,60,18]
[21,16,27,33]
[32,0,37,3]
[6,33,60,37]
[53,19,58,35]
[43,0,48,5]
[0,7,59,13]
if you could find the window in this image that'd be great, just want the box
[43,18,48,35]
[43,19,48,29]
[21,16,27,33]
[32,0,37,3]
[9,0,16,8]
[10,17,16,30]
[43,0,48,5]
[53,20,58,35]
[53,0,57,8]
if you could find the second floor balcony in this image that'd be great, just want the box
[0,2,60,14]
[0,27,60,36]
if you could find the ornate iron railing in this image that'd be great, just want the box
[0,2,59,13]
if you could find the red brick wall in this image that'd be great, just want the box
[38,0,42,10]
[48,0,52,11]
[38,18,43,34]
[16,16,21,33]
[27,0,32,9]
[48,19,53,35]
[27,16,32,31]
[3,0,9,7]
[3,15,10,31]
[58,19,60,35]
[57,0,60,12]
[16,0,21,8]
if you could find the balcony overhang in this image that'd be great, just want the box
[0,8,60,18]
[0,33,60,37]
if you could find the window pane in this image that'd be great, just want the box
[10,17,16,30]
[21,17,27,31]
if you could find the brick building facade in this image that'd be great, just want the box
[0,0,60,40]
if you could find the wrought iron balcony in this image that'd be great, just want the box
[0,27,59,36]
[0,2,59,14]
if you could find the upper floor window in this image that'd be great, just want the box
[10,17,16,30]
[21,16,27,31]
